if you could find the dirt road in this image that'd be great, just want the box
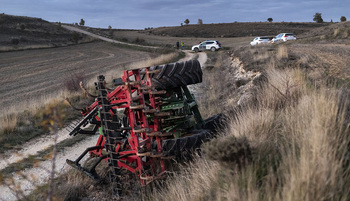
[0,42,157,111]
[0,134,98,201]
[61,25,157,49]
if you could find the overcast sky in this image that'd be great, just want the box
[1,0,348,29]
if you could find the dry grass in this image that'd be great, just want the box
[150,157,222,201]
[276,45,289,60]
[0,90,86,152]
[334,28,341,37]
[150,61,350,200]
[195,51,232,118]
[0,113,18,134]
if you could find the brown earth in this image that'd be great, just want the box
[0,41,158,109]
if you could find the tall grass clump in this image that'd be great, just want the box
[0,113,18,135]
[196,51,233,118]
[150,65,350,200]
[150,157,222,201]
[276,45,289,60]
[0,90,88,153]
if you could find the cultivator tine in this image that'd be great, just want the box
[125,81,141,86]
[67,107,98,136]
[139,85,152,90]
[142,108,158,113]
[66,145,105,181]
[80,81,97,98]
[129,104,145,110]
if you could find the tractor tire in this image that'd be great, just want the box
[161,114,223,157]
[147,60,203,89]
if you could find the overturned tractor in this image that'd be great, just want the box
[66,59,222,195]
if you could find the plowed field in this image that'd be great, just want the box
[0,42,157,109]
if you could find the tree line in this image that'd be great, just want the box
[182,14,347,26]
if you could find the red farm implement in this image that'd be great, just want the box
[65,59,222,195]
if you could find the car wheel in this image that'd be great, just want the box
[210,47,216,52]
[194,48,199,53]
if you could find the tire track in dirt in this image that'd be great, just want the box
[0,42,156,110]
[61,25,158,49]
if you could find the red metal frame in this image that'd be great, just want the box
[82,68,167,184]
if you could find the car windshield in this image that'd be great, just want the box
[286,34,294,36]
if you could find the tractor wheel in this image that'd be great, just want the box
[146,60,203,89]
[161,114,223,157]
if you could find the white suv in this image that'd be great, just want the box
[272,33,296,42]
[192,40,221,52]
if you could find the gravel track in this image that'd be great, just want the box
[0,134,98,201]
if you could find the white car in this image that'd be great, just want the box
[272,33,296,42]
[250,36,270,46]
[192,40,221,52]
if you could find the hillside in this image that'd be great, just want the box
[140,22,329,38]
[299,21,350,43]
[0,14,92,51]
[0,14,334,52]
